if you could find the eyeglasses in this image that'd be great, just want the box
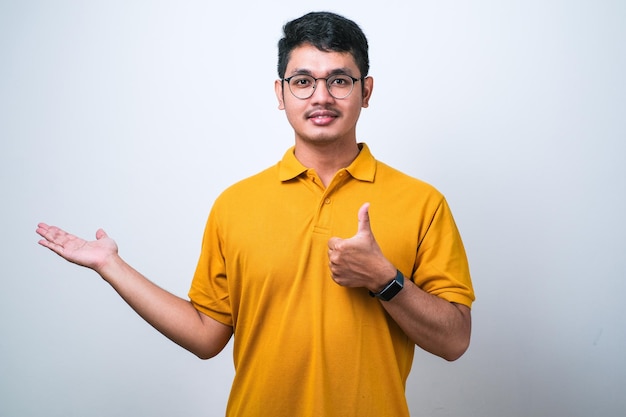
[282,73,362,100]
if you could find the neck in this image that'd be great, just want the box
[294,140,360,187]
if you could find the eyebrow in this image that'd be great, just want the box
[287,67,356,77]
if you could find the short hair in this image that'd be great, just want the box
[277,11,370,79]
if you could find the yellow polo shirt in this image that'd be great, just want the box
[189,143,474,417]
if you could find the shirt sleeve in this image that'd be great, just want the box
[188,206,234,327]
[413,197,475,308]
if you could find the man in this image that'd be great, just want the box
[37,11,474,417]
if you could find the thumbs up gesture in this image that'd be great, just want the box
[327,203,397,292]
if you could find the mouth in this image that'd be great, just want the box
[307,109,339,126]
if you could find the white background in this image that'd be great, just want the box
[1,1,625,416]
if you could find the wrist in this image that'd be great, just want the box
[97,253,125,281]
[369,269,405,301]
[369,264,398,293]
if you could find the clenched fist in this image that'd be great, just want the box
[327,203,397,293]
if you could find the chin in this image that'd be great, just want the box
[299,134,342,145]
[298,127,350,143]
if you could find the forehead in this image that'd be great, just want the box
[285,44,359,76]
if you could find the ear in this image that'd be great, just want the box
[275,79,286,110]
[361,76,374,108]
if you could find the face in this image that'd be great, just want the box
[275,44,373,147]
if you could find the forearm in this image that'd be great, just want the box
[97,255,231,359]
[380,279,471,361]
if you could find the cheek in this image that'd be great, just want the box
[283,103,306,129]
[343,100,364,120]
[282,98,305,117]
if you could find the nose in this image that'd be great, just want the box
[310,79,335,103]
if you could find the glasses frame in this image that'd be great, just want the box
[282,74,362,100]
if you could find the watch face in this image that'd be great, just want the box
[379,277,403,301]
[370,270,405,301]
[382,282,399,300]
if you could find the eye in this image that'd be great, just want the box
[290,76,314,88]
[329,75,351,87]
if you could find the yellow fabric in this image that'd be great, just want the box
[189,143,474,417]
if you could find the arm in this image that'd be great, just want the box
[327,204,471,361]
[375,279,471,361]
[36,223,232,359]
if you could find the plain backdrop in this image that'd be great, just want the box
[1,1,625,416]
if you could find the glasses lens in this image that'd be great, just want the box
[286,74,357,99]
[327,74,355,99]
[288,75,316,99]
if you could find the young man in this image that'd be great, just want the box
[37,11,474,417]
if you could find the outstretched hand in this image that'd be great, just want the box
[327,203,396,292]
[36,223,118,271]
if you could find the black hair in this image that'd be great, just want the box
[277,11,369,79]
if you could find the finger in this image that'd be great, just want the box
[36,223,51,238]
[38,239,62,252]
[36,224,63,242]
[356,202,372,235]
[37,234,65,253]
[328,247,339,265]
[95,228,108,240]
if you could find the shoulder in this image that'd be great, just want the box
[212,163,280,208]
[374,160,444,201]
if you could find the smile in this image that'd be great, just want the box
[307,110,338,126]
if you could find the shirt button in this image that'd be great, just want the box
[324,198,331,205]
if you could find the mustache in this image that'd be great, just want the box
[305,107,341,118]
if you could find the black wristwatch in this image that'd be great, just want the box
[369,270,404,301]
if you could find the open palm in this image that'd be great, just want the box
[36,223,118,271]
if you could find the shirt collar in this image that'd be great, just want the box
[278,143,376,182]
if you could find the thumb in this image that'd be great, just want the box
[95,228,108,240]
[356,202,372,235]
